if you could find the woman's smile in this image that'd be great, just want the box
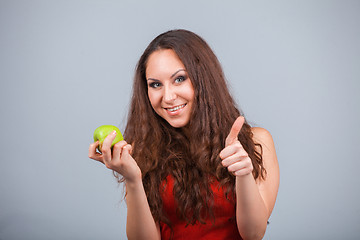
[164,103,187,114]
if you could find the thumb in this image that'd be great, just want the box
[225,116,245,146]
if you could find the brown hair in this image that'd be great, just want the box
[118,29,265,226]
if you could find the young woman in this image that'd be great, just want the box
[88,29,279,240]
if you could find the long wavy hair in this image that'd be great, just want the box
[117,29,266,227]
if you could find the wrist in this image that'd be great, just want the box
[125,175,143,190]
[235,171,253,180]
[235,172,255,188]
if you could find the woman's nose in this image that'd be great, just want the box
[163,85,176,103]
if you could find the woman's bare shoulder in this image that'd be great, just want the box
[251,127,279,179]
[251,127,274,150]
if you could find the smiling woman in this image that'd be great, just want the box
[88,29,279,240]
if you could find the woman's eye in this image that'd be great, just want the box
[149,82,161,88]
[174,76,186,83]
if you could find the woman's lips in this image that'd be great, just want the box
[164,104,186,115]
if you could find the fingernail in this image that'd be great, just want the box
[112,130,117,135]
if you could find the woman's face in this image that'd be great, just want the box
[146,49,195,128]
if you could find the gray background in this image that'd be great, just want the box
[1,0,359,239]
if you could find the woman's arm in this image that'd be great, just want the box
[125,179,161,240]
[88,131,161,240]
[220,117,279,240]
[235,127,279,240]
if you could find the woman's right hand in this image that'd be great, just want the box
[88,130,142,184]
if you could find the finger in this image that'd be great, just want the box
[219,142,244,160]
[221,154,248,168]
[102,130,117,163]
[227,161,247,173]
[112,140,128,160]
[102,130,118,150]
[225,116,245,146]
[227,157,253,176]
[121,144,132,158]
[88,141,104,163]
[88,141,99,158]
[91,154,104,163]
[233,167,253,177]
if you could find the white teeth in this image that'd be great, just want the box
[167,104,185,112]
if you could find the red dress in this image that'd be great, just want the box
[160,176,243,240]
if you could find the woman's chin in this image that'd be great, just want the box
[167,119,189,128]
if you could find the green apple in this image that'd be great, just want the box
[93,125,123,152]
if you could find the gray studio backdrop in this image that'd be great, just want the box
[1,0,359,239]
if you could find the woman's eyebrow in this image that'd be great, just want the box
[147,69,186,82]
[170,69,186,78]
[147,78,160,82]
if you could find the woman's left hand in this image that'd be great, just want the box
[219,116,254,177]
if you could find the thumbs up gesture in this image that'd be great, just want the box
[219,116,254,177]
